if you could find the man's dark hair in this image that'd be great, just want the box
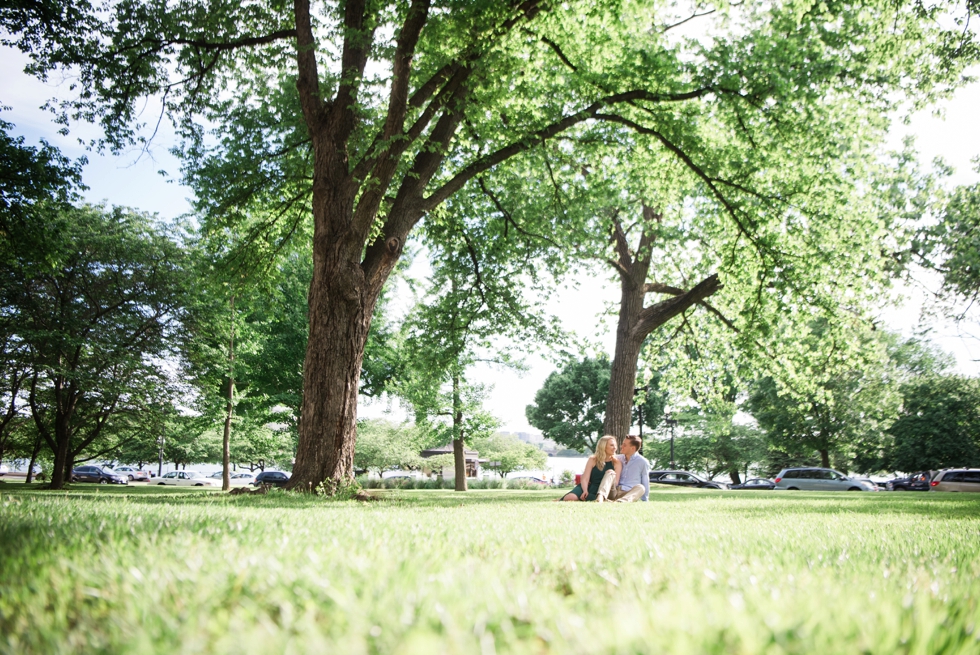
[624,435,642,451]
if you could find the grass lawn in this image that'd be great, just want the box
[1,483,978,654]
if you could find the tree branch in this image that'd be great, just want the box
[633,273,722,341]
[424,88,710,211]
[382,0,432,141]
[152,29,297,52]
[330,0,379,144]
[593,112,764,255]
[293,0,323,125]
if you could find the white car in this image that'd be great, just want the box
[155,471,218,487]
[206,471,255,484]
[113,466,150,481]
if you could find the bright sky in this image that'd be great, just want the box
[3,45,978,433]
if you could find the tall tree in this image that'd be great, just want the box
[7,0,977,490]
[0,116,83,234]
[1,204,188,488]
[353,419,425,479]
[526,355,611,453]
[885,376,980,472]
[473,432,548,478]
[394,209,554,490]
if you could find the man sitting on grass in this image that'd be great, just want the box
[596,435,649,502]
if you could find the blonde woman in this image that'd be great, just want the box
[561,436,622,501]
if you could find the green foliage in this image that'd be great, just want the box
[353,419,425,477]
[472,433,548,478]
[645,408,767,480]
[0,117,84,234]
[9,0,980,488]
[3,487,980,653]
[885,376,980,472]
[930,178,980,306]
[0,203,188,482]
[744,323,921,472]
[526,355,611,452]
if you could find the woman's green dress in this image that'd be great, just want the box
[565,460,615,501]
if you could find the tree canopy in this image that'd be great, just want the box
[1,203,188,488]
[5,0,978,490]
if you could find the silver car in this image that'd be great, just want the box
[929,469,980,492]
[774,467,874,491]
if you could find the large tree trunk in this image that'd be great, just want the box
[288,212,379,492]
[602,207,722,440]
[49,420,72,489]
[819,449,830,469]
[453,438,467,491]
[222,295,235,492]
[452,372,467,491]
[605,329,645,442]
[25,434,42,484]
[729,470,742,485]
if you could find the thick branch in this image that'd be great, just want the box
[593,112,762,252]
[610,210,633,272]
[644,281,738,332]
[330,0,378,143]
[293,0,322,124]
[383,0,432,141]
[540,36,577,71]
[633,273,722,341]
[157,29,297,52]
[424,88,710,211]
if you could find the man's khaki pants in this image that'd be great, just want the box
[596,469,645,502]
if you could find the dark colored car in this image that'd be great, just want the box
[649,470,728,490]
[71,466,129,485]
[729,478,776,490]
[252,471,291,487]
[887,472,930,491]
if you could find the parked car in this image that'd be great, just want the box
[854,477,880,491]
[508,475,550,485]
[0,463,8,476]
[887,472,930,491]
[71,466,129,485]
[729,478,775,490]
[649,470,728,490]
[252,471,291,487]
[113,466,150,482]
[773,468,872,491]
[155,471,218,487]
[206,471,256,484]
[930,469,980,492]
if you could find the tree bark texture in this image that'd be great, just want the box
[452,373,468,491]
[222,294,235,492]
[602,207,722,440]
[25,434,42,484]
[284,0,728,491]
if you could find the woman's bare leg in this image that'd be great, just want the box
[561,492,580,501]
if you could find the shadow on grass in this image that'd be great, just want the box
[678,489,980,519]
[0,484,564,511]
[3,482,979,517]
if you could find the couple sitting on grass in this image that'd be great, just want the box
[561,434,650,502]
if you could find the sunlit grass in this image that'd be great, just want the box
[1,484,978,654]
